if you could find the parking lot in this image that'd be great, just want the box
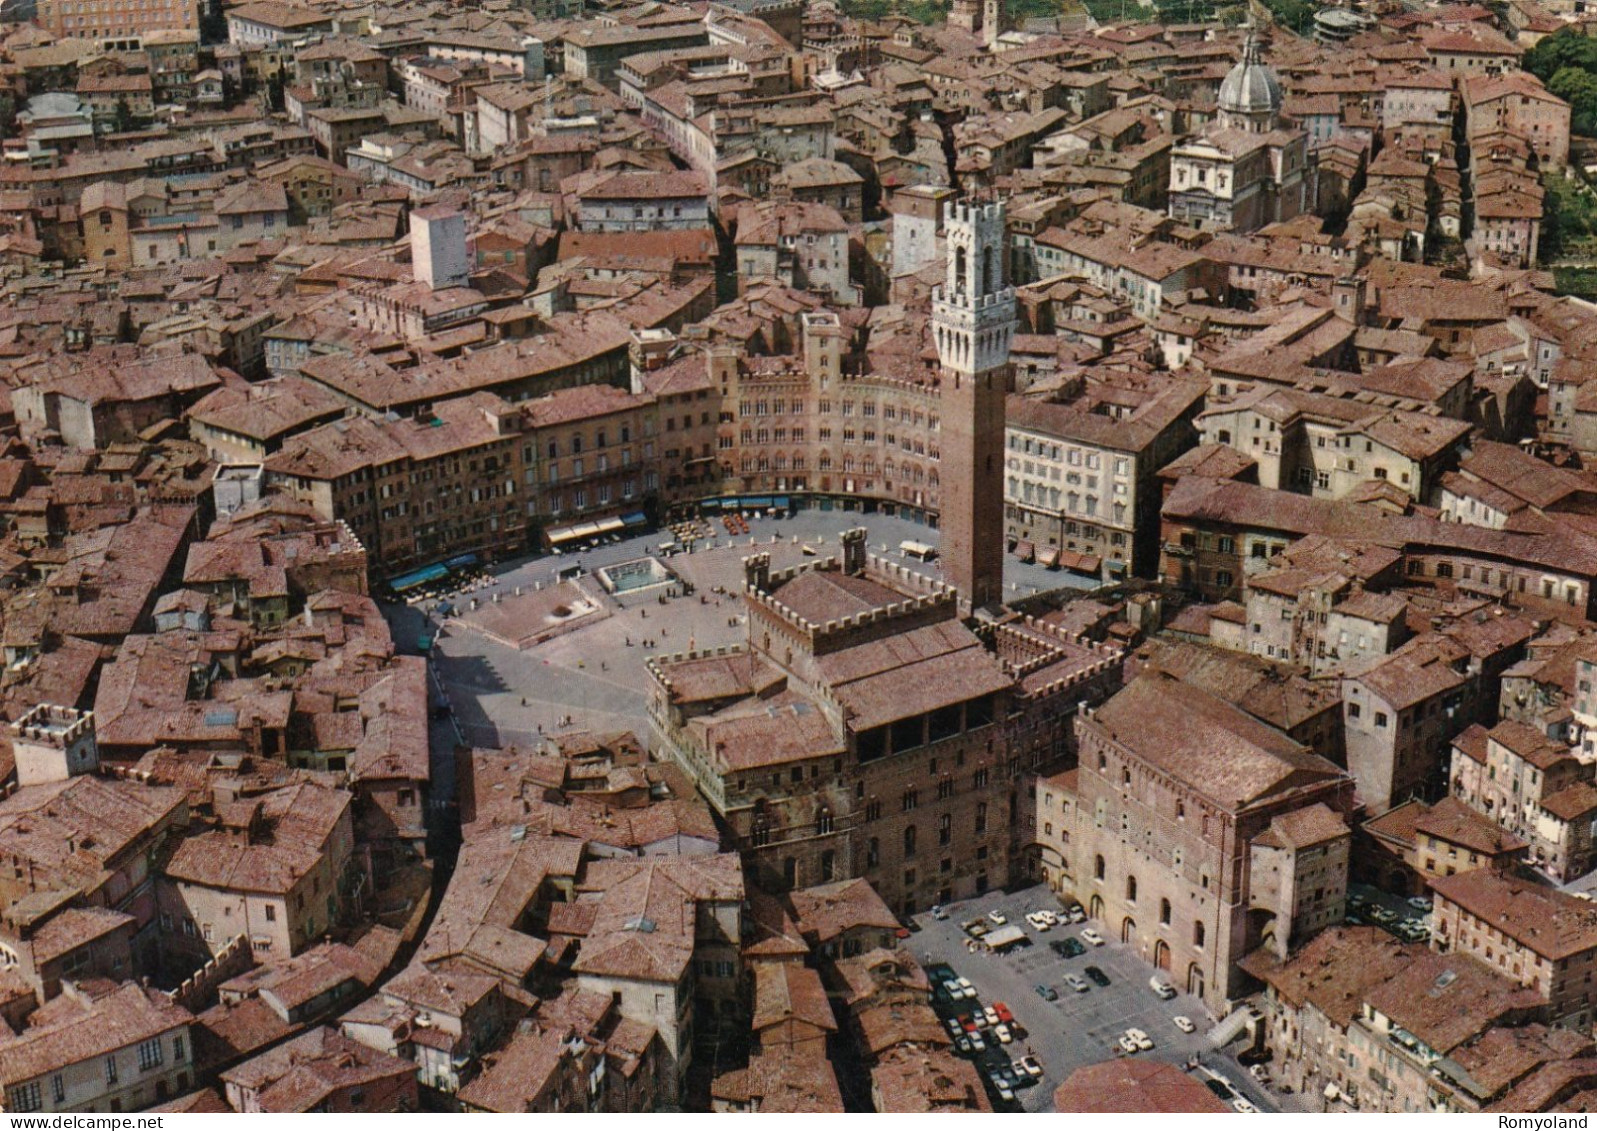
[1347,881,1433,943]
[913,884,1292,1113]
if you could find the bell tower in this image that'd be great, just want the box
[933,199,1014,613]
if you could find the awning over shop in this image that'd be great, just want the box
[773,496,791,509]
[1038,547,1060,569]
[445,553,479,570]
[594,516,625,534]
[390,563,449,592]
[547,522,601,544]
[1057,551,1101,575]
[1014,540,1035,563]
[622,511,648,527]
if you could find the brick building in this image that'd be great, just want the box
[1058,671,1356,1013]
[648,531,1122,915]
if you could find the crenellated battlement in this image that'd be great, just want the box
[740,544,960,646]
[647,644,750,699]
[983,614,1126,700]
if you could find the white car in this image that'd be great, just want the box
[983,1006,1000,1026]
[1026,911,1053,932]
[1233,1099,1260,1114]
[1249,1065,1271,1084]
[1062,972,1090,993]
[956,977,977,1000]
[994,1024,1013,1045]
[995,1082,1015,1103]
[969,1032,987,1052]
[1117,1035,1140,1054]
[1172,1015,1196,1034]
[1017,1056,1044,1079]
[988,910,1008,926]
[945,1017,962,1036]
[1081,928,1105,946]
[1126,1028,1154,1051]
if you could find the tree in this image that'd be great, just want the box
[113,95,132,135]
[1550,65,1597,136]
[1526,27,1597,84]
[266,67,286,112]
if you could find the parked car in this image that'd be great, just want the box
[988,910,1008,926]
[1063,973,1090,993]
[1026,911,1054,931]
[1172,1016,1196,1033]
[983,1006,1000,1026]
[955,1036,972,1055]
[1065,902,1086,922]
[969,1032,986,1052]
[1081,928,1105,946]
[1117,1034,1140,1054]
[1205,1079,1236,1101]
[1233,1099,1260,1114]
[994,1081,1015,1103]
[1149,976,1176,999]
[930,904,949,920]
[1126,1028,1154,1051]
[1249,1065,1271,1085]
[994,1023,1013,1044]
[1406,896,1432,911]
[944,1018,962,1036]
[955,976,977,999]
[963,918,989,938]
[1085,966,1111,987]
[1051,937,1086,959]
[992,1002,1014,1024]
[1035,983,1059,1001]
[1017,1056,1044,1080]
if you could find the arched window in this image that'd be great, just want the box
[816,808,833,836]
[1126,875,1138,902]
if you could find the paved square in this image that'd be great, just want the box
[393,508,1097,749]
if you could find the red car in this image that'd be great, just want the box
[992,1002,1014,1024]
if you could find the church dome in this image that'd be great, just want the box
[1218,34,1281,119]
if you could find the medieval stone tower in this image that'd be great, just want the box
[933,199,1014,612]
[983,0,1003,49]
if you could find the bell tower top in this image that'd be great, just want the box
[932,199,1016,377]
